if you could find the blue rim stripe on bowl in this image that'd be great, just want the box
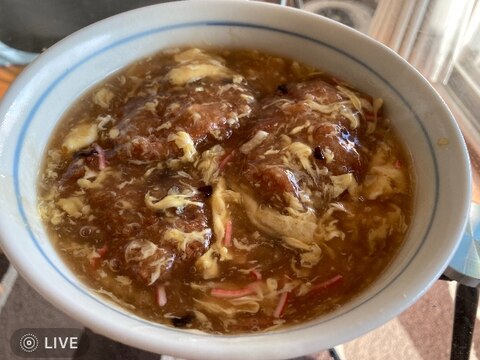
[13,20,439,336]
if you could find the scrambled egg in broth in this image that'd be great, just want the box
[38,48,413,333]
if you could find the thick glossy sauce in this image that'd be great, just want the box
[38,48,413,333]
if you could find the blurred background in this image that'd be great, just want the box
[1,0,480,359]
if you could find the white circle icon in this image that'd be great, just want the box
[19,333,39,353]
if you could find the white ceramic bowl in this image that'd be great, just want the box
[0,1,471,359]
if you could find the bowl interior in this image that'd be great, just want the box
[0,1,470,359]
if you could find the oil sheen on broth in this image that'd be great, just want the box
[38,48,413,334]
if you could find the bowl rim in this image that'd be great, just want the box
[0,1,471,359]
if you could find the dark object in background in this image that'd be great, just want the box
[0,0,173,53]
[450,284,479,360]
[302,0,377,34]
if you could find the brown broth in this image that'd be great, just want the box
[38,48,413,334]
